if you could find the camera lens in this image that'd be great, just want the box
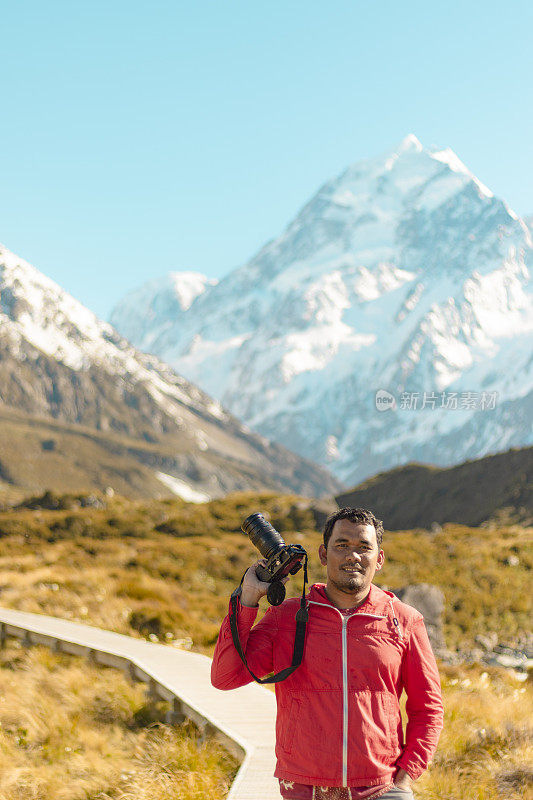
[241,513,285,561]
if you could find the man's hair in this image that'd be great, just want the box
[323,507,384,550]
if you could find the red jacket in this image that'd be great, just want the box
[211,583,443,788]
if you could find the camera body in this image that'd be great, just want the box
[241,512,307,605]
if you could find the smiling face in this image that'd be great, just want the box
[318,519,384,607]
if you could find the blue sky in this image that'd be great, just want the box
[0,0,531,319]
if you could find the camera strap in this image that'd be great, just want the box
[229,555,309,684]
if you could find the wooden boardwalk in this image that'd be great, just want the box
[0,607,281,800]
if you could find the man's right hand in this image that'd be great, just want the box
[240,560,271,607]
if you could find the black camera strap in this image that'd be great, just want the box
[228,555,309,684]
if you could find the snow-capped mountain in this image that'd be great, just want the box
[109,135,533,485]
[0,244,340,499]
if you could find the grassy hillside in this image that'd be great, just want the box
[0,491,531,799]
[0,490,530,652]
[336,446,533,529]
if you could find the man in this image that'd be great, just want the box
[211,507,444,799]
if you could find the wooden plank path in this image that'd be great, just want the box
[0,607,281,800]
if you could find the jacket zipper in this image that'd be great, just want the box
[308,601,386,787]
[342,613,387,786]
[342,614,348,786]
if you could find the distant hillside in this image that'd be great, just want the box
[0,403,340,506]
[336,446,533,529]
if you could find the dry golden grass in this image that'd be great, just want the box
[416,665,533,800]
[1,641,531,800]
[0,641,238,800]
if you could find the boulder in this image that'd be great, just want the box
[393,583,447,655]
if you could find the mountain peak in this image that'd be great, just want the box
[108,270,217,351]
[428,145,494,199]
[397,133,423,153]
[168,271,218,311]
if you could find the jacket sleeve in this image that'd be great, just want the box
[210,596,277,689]
[397,617,444,780]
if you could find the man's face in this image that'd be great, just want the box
[318,519,384,599]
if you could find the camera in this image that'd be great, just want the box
[241,512,307,605]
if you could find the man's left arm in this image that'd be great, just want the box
[397,616,444,781]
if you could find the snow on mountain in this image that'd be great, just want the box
[109,136,533,485]
[0,244,340,498]
[109,271,217,353]
[0,246,214,410]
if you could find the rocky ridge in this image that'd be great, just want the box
[0,244,340,500]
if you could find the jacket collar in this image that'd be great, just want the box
[308,582,394,614]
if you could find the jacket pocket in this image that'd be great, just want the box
[278,689,342,762]
[279,695,300,754]
[351,689,398,757]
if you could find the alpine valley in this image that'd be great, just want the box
[110,135,533,485]
[0,245,341,502]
